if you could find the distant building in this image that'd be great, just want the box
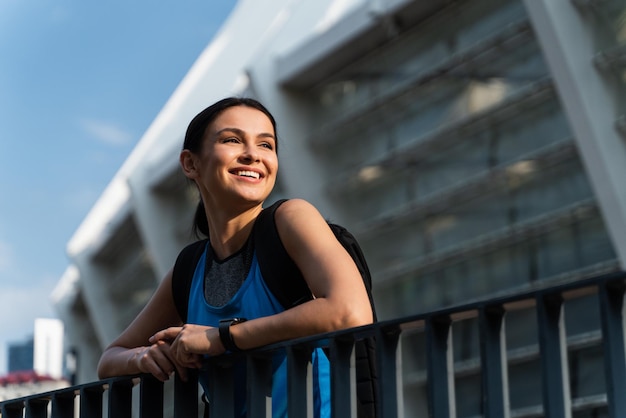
[7,337,33,373]
[33,318,64,379]
[0,370,68,402]
[0,318,67,401]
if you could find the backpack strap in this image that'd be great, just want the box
[254,199,314,308]
[171,239,207,322]
[327,223,377,321]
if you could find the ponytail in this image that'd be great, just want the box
[193,200,210,238]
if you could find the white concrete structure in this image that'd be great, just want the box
[52,0,625,415]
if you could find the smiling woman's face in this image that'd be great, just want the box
[193,105,278,207]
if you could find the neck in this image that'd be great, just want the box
[204,202,263,260]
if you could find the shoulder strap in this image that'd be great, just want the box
[327,223,377,321]
[254,199,313,309]
[171,239,207,322]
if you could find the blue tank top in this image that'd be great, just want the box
[187,242,331,418]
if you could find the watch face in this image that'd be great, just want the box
[220,317,247,325]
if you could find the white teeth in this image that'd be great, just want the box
[237,170,260,179]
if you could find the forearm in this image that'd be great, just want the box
[231,296,373,351]
[97,346,147,379]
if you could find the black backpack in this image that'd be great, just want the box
[172,199,378,417]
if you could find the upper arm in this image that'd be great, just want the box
[274,199,369,308]
[105,269,183,350]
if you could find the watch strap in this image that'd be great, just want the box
[219,318,247,352]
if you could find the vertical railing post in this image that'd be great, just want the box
[426,315,455,418]
[108,378,133,418]
[599,280,626,418]
[247,354,273,418]
[207,360,235,417]
[376,325,401,418]
[330,337,356,418]
[479,305,509,418]
[174,368,199,418]
[25,398,48,418]
[79,385,103,418]
[287,345,313,417]
[51,391,75,418]
[139,374,163,418]
[1,401,24,418]
[537,293,571,418]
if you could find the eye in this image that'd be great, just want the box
[260,142,274,150]
[221,137,240,144]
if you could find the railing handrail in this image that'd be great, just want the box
[2,270,625,417]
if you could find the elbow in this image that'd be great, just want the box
[349,307,374,328]
[329,304,374,331]
[96,348,116,380]
[96,356,108,380]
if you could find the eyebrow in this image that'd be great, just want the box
[216,127,275,140]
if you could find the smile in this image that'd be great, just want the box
[236,170,261,179]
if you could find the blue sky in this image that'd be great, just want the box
[0,0,236,376]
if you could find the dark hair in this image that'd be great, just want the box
[184,97,278,238]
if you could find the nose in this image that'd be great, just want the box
[239,144,259,163]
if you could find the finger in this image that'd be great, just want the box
[149,361,173,382]
[150,327,182,343]
[166,351,189,382]
[155,340,194,377]
[190,353,204,369]
[176,366,188,382]
[137,347,174,382]
[170,344,202,370]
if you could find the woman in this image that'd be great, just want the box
[97,97,373,417]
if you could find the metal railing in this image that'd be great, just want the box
[2,270,625,417]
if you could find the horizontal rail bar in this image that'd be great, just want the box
[2,271,625,418]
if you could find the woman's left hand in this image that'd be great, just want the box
[150,324,224,367]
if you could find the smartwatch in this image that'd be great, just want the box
[219,317,247,352]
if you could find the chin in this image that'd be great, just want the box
[234,194,268,206]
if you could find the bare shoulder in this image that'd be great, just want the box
[273,199,334,254]
[273,198,328,231]
[274,198,320,219]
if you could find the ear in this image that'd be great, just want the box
[180,150,199,179]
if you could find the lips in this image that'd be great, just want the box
[233,170,261,179]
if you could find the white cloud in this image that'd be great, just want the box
[80,119,134,146]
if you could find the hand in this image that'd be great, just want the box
[134,339,187,382]
[150,324,224,368]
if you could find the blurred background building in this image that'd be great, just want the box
[7,339,33,374]
[0,318,66,401]
[51,0,626,416]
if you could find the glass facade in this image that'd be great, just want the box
[291,0,622,415]
[305,0,618,312]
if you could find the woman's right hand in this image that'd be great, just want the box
[134,339,188,382]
